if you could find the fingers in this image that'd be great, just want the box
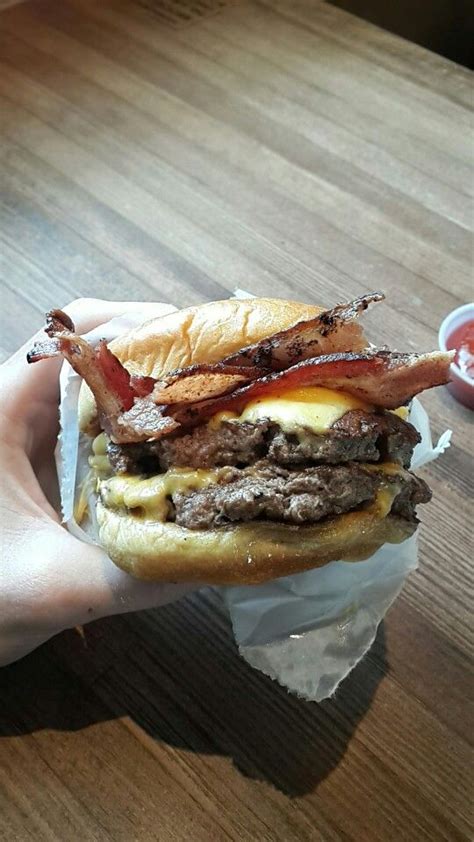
[18,523,196,631]
[62,298,174,336]
[70,536,196,622]
[0,298,191,667]
[1,517,195,666]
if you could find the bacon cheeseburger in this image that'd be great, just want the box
[28,294,452,584]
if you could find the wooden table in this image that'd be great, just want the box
[0,1,472,839]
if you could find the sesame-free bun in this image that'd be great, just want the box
[96,501,414,585]
[78,298,324,433]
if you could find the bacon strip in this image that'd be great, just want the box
[143,293,382,406]
[45,308,75,336]
[221,292,384,370]
[95,340,136,411]
[29,329,127,421]
[27,310,157,441]
[167,349,454,427]
[28,310,177,442]
[115,397,180,441]
[28,293,381,421]
[27,338,62,361]
[151,363,265,405]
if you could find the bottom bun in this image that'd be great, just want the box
[96,501,415,585]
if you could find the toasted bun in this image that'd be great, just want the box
[78,298,324,433]
[96,502,414,585]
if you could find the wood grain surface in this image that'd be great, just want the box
[0,1,473,839]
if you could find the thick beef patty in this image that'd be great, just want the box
[108,409,420,474]
[171,462,431,530]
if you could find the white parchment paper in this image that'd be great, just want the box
[56,301,451,701]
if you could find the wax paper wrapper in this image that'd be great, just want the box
[56,301,451,702]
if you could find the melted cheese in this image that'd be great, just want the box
[207,411,239,430]
[99,461,403,524]
[88,432,112,477]
[92,432,108,455]
[391,406,409,421]
[75,434,112,524]
[369,483,400,519]
[236,386,371,435]
[100,467,224,521]
[363,461,403,477]
[74,477,90,525]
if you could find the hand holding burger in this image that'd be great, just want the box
[0,299,193,667]
[27,293,453,586]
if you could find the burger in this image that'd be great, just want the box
[28,293,452,585]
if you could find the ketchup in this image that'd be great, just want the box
[446,319,474,380]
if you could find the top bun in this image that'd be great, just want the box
[78,297,324,433]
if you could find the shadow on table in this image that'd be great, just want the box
[0,590,387,797]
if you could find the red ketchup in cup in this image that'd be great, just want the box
[439,304,474,409]
[447,320,474,380]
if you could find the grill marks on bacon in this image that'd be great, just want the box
[221,291,384,369]
[111,349,453,442]
[127,291,384,407]
[151,363,265,405]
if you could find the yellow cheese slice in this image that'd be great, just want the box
[236,386,371,435]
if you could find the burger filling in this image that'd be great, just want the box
[94,387,430,530]
[107,408,419,474]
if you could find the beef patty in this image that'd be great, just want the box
[169,462,431,530]
[108,409,420,474]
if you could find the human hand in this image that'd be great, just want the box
[0,299,194,666]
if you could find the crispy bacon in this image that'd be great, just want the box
[221,292,384,370]
[109,348,452,443]
[27,293,381,423]
[27,310,179,442]
[95,340,135,410]
[142,293,382,407]
[27,310,157,441]
[27,309,76,362]
[27,300,453,446]
[116,397,180,441]
[45,308,75,336]
[151,363,265,405]
[27,338,62,362]
[29,329,126,422]
[130,374,157,397]
[167,349,454,428]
